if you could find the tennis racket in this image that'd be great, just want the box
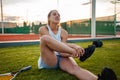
[0,66,32,80]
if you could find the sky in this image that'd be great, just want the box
[1,0,120,23]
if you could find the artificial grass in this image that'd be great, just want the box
[0,39,120,80]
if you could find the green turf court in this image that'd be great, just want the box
[0,39,120,80]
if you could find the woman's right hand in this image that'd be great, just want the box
[71,49,80,58]
[71,46,84,58]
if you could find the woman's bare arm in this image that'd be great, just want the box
[39,26,50,36]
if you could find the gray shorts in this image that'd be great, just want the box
[38,55,61,69]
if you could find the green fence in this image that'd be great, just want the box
[0,21,118,35]
[0,26,30,34]
[96,21,115,35]
[0,25,43,34]
[116,25,120,32]
[61,20,115,35]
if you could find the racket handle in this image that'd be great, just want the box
[20,66,32,72]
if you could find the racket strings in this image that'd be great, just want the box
[0,75,13,80]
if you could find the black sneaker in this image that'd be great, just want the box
[98,67,117,80]
[79,45,96,62]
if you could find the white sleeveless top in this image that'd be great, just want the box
[47,25,61,55]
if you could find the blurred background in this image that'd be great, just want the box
[0,0,120,35]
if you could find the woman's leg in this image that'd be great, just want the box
[40,35,75,55]
[40,35,74,67]
[59,57,98,80]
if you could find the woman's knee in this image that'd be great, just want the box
[41,35,51,43]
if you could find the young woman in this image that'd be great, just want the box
[38,10,116,80]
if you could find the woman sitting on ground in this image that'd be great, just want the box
[38,10,117,80]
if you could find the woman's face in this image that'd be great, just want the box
[48,10,60,24]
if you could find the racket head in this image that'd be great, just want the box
[0,73,13,80]
[0,66,32,80]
